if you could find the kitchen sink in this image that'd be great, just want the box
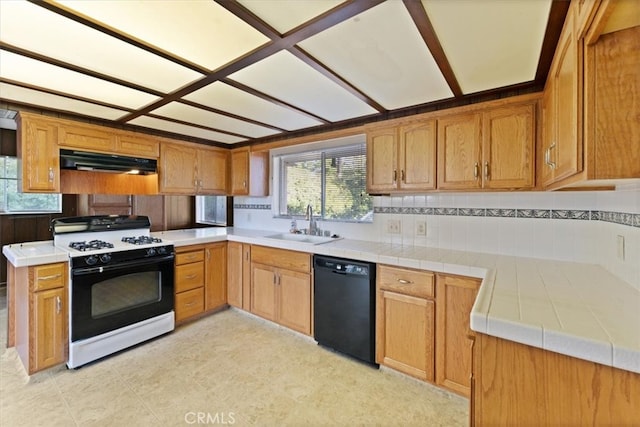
[264,233,341,245]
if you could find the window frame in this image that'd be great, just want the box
[272,135,373,224]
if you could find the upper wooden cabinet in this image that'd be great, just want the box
[58,122,115,153]
[159,142,227,195]
[541,0,640,189]
[437,113,483,190]
[115,133,159,158]
[16,113,60,193]
[367,120,436,193]
[230,148,269,196]
[438,103,535,190]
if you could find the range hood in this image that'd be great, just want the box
[60,149,157,175]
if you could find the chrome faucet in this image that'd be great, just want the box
[305,204,317,235]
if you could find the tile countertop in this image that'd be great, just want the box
[4,227,639,374]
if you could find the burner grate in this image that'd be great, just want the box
[69,240,115,251]
[121,236,162,245]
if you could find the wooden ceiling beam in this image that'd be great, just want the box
[402,0,463,97]
[535,0,571,84]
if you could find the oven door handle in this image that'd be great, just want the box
[72,255,175,276]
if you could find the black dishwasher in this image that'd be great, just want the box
[313,255,377,366]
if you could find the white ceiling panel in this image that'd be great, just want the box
[0,50,159,109]
[55,0,270,71]
[422,0,551,94]
[150,102,280,138]
[0,83,129,121]
[183,82,324,131]
[229,51,378,122]
[237,0,345,34]
[0,1,203,94]
[299,1,453,110]
[128,116,246,145]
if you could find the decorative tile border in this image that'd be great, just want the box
[373,207,639,228]
[234,203,271,210]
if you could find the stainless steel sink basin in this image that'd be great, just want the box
[264,233,341,245]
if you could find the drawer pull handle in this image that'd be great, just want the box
[56,296,62,314]
[185,274,197,280]
[473,162,479,180]
[39,274,62,281]
[397,279,413,285]
[185,301,198,307]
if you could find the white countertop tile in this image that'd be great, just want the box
[5,226,639,373]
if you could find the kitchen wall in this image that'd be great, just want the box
[233,183,640,290]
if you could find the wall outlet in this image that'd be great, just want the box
[617,235,625,260]
[416,221,426,236]
[387,219,401,234]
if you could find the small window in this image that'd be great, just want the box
[196,195,228,225]
[275,142,372,222]
[0,156,61,214]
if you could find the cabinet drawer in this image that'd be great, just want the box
[378,265,434,298]
[251,246,311,273]
[31,263,66,292]
[175,262,204,293]
[175,287,204,322]
[176,250,205,265]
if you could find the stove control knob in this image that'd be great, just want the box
[157,246,167,255]
[146,248,157,257]
[85,255,98,266]
[99,253,112,264]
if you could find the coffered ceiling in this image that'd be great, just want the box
[0,0,566,147]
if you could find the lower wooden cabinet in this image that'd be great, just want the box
[11,262,68,374]
[376,265,435,381]
[250,246,312,335]
[175,242,227,323]
[436,274,481,396]
[472,333,640,426]
[227,241,251,311]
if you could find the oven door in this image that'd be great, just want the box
[71,255,174,342]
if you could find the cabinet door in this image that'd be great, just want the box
[367,126,398,193]
[18,118,59,192]
[482,104,535,189]
[241,245,251,311]
[437,113,482,189]
[58,123,115,152]
[197,148,227,194]
[227,241,243,308]
[277,269,311,335]
[251,263,277,322]
[399,121,436,191]
[116,133,159,158]
[230,149,249,195]
[205,242,227,311]
[159,143,197,194]
[378,290,435,381]
[33,288,66,371]
[436,274,480,396]
[553,10,583,182]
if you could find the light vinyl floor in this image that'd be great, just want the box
[0,293,468,426]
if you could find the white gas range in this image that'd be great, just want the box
[52,215,176,368]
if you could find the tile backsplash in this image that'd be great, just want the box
[234,183,640,289]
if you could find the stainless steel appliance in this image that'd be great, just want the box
[313,255,377,366]
[52,215,174,368]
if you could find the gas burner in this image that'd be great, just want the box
[69,240,114,252]
[121,236,162,245]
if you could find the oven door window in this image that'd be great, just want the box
[71,258,174,342]
[92,271,161,318]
